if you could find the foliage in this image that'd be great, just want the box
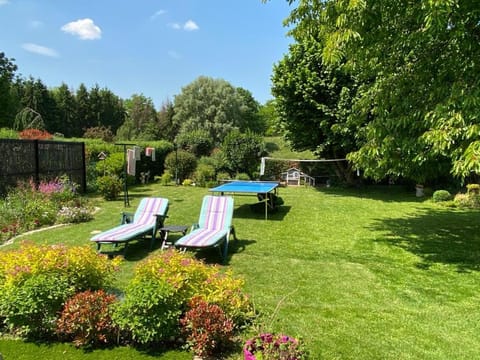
[244,333,308,360]
[160,170,174,185]
[172,76,260,145]
[453,190,480,209]
[176,129,214,157]
[0,127,18,139]
[18,128,53,140]
[96,175,123,200]
[193,157,216,187]
[164,150,197,183]
[0,242,120,291]
[133,250,254,325]
[0,274,75,338]
[83,126,114,142]
[271,38,357,183]
[0,52,18,127]
[56,203,94,224]
[56,290,118,348]
[182,179,193,186]
[112,279,182,344]
[221,129,265,178]
[283,0,480,182]
[180,297,235,357]
[95,152,124,177]
[0,177,87,243]
[432,190,452,203]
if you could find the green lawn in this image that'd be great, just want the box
[2,183,480,359]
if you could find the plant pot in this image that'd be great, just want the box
[415,184,424,197]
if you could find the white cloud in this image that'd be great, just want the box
[183,20,199,31]
[169,22,181,30]
[22,43,59,57]
[0,0,9,6]
[169,20,199,31]
[61,18,101,40]
[150,9,166,20]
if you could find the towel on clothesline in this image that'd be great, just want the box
[145,147,156,161]
[127,149,136,176]
[133,146,141,161]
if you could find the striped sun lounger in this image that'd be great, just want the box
[175,195,236,263]
[91,197,169,253]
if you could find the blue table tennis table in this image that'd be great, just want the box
[209,180,280,219]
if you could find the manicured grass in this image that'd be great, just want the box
[2,183,480,359]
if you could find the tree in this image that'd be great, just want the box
[260,99,282,136]
[51,83,77,137]
[283,0,480,183]
[271,38,358,183]
[221,129,265,178]
[173,76,261,145]
[75,83,90,136]
[0,52,18,127]
[15,77,56,132]
[157,99,178,142]
[121,94,158,140]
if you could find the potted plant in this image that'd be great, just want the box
[243,333,307,359]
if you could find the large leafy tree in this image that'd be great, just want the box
[283,0,480,183]
[272,38,358,182]
[173,76,261,145]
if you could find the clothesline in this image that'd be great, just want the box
[261,157,347,162]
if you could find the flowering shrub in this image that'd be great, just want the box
[244,333,308,360]
[0,243,121,340]
[180,297,235,357]
[56,205,94,224]
[19,128,53,140]
[0,242,121,290]
[0,177,89,244]
[56,290,118,347]
[133,249,254,324]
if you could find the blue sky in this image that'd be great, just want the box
[0,0,293,107]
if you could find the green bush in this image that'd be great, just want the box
[0,243,121,340]
[235,172,251,181]
[95,152,124,178]
[164,150,197,183]
[176,129,214,157]
[160,170,173,185]
[96,175,123,200]
[0,274,75,338]
[112,279,182,344]
[133,250,254,326]
[194,161,216,187]
[432,190,452,203]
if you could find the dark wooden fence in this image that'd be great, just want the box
[0,139,86,193]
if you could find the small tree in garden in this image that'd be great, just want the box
[164,150,197,183]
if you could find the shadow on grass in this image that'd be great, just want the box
[369,208,480,272]
[185,238,257,265]
[313,184,429,203]
[234,204,291,221]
